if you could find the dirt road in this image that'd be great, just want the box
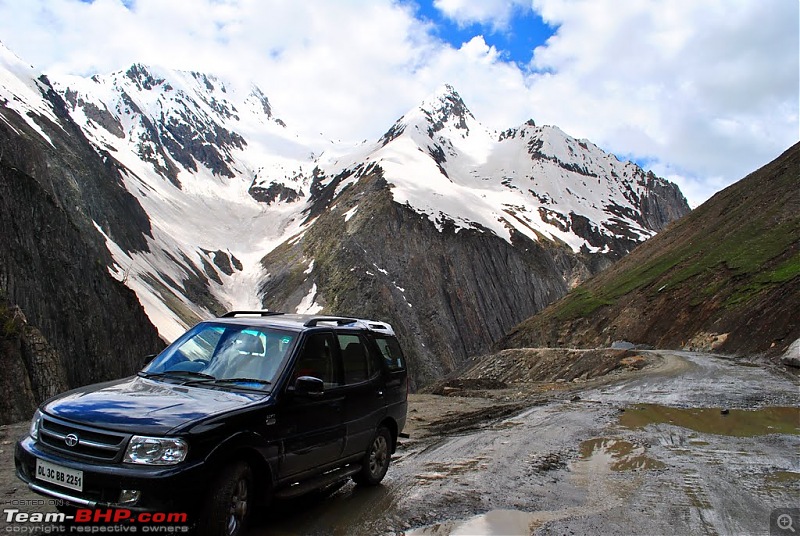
[1,351,797,535]
[253,351,798,535]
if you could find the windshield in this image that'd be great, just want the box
[142,322,297,390]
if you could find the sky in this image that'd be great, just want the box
[0,0,797,207]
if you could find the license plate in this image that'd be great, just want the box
[35,459,83,492]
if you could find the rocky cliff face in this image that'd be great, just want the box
[258,161,686,387]
[261,170,572,385]
[0,53,163,421]
[0,297,67,422]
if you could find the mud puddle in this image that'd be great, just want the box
[407,509,539,536]
[577,437,666,471]
[620,404,800,437]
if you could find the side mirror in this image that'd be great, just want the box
[294,376,324,397]
[142,354,157,367]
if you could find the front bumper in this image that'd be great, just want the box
[15,435,208,514]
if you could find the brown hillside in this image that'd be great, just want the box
[502,142,800,357]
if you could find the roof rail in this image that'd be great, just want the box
[303,317,358,327]
[221,310,284,318]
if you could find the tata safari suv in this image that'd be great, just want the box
[15,312,408,535]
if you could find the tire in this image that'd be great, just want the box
[197,461,252,536]
[353,426,392,486]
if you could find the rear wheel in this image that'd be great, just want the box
[353,426,392,486]
[198,461,252,536]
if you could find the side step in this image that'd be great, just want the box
[274,464,362,499]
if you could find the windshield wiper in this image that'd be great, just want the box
[210,378,271,386]
[138,370,216,382]
[138,371,174,379]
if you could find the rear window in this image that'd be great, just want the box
[374,336,406,372]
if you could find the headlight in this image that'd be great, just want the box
[29,409,43,440]
[123,436,188,465]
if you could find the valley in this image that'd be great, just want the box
[0,42,692,418]
[1,38,797,536]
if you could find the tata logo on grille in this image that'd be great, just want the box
[65,434,79,447]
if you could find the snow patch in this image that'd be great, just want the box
[343,205,359,222]
[296,284,323,315]
[0,44,61,146]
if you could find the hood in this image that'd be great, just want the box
[43,376,269,435]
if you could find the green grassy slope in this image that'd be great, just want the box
[503,142,800,356]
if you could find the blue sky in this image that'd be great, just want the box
[415,0,556,68]
[0,0,797,206]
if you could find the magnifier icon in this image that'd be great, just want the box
[778,514,796,533]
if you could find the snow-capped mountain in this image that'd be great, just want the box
[255,84,689,384]
[51,62,337,340]
[331,84,686,255]
[0,43,689,388]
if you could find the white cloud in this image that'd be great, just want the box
[0,0,796,206]
[526,0,799,205]
[432,0,531,29]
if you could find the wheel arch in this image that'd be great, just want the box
[204,433,276,503]
[379,417,399,453]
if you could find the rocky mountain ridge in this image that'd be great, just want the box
[1,42,691,390]
[256,85,690,384]
[373,85,687,254]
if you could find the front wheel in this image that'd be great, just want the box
[197,461,252,536]
[353,426,392,486]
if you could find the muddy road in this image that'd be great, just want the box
[0,351,796,535]
[253,351,799,535]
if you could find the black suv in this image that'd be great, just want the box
[15,312,408,535]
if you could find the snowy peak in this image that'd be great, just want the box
[54,62,307,189]
[381,84,486,145]
[402,84,488,143]
[417,83,474,135]
[123,63,169,92]
[119,63,278,126]
[353,85,689,256]
[246,86,276,121]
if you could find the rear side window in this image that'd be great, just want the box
[374,336,406,372]
[338,334,375,384]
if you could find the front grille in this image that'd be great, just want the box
[39,415,129,462]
